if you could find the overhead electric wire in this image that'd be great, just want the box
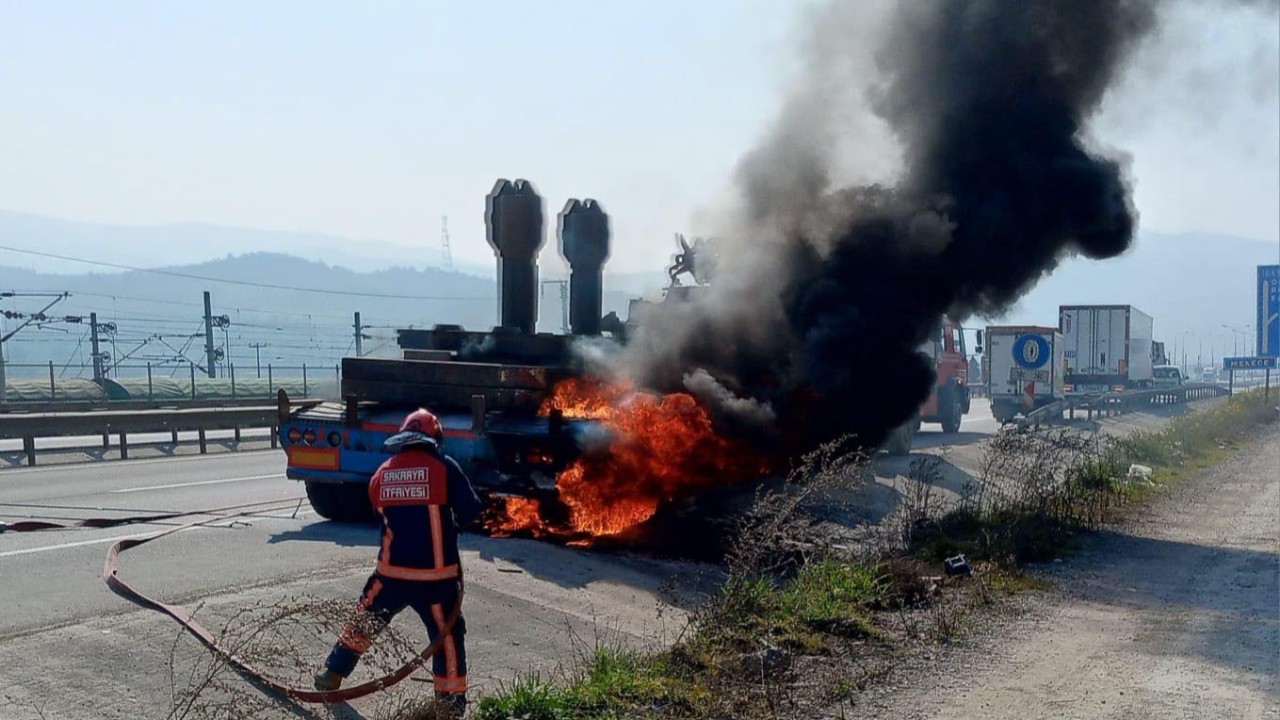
[58,329,89,378]
[0,245,493,301]
[10,289,363,322]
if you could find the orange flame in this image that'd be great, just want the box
[487,378,764,542]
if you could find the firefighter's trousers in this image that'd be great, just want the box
[325,572,467,695]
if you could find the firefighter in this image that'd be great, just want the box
[314,408,482,716]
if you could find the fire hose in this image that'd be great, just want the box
[86,502,463,704]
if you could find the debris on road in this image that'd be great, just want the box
[944,555,973,576]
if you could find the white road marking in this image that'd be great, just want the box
[0,531,167,558]
[112,474,285,493]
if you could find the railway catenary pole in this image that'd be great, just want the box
[0,292,69,402]
[90,312,103,382]
[203,291,217,379]
[354,312,363,357]
[249,342,266,377]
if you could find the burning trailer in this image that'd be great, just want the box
[278,179,763,544]
[280,0,1163,547]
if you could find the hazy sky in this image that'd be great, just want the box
[1,1,1277,274]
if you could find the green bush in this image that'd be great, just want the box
[780,559,881,637]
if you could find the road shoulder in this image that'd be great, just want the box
[850,426,1280,720]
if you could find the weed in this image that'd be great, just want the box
[475,673,573,720]
[569,646,667,710]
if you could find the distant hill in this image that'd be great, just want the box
[0,253,640,379]
[2,210,1274,379]
[0,210,477,275]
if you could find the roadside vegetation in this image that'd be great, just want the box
[471,390,1278,720]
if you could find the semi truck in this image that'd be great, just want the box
[279,185,745,522]
[279,180,611,521]
[984,325,1065,423]
[1059,305,1155,394]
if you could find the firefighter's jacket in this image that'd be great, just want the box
[367,445,483,582]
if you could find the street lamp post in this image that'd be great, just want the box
[1222,324,1252,357]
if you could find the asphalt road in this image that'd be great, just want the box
[0,450,705,719]
[0,398,1104,719]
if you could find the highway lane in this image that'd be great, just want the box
[0,395,1197,718]
[0,451,314,634]
[0,400,1017,718]
[0,450,703,719]
[0,450,290,521]
[0,401,1006,638]
[912,397,1001,450]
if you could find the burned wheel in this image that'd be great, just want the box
[882,419,916,456]
[305,481,376,523]
[940,393,963,434]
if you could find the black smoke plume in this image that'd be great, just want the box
[620,0,1162,448]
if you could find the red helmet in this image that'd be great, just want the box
[400,408,443,440]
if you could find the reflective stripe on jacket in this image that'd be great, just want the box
[368,446,482,581]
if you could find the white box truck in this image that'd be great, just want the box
[1059,305,1155,393]
[985,325,1065,423]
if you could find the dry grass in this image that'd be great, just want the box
[165,595,441,720]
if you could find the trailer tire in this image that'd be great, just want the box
[306,481,376,523]
[940,392,963,434]
[882,419,916,456]
[991,401,1014,424]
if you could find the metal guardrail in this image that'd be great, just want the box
[0,402,319,467]
[1019,383,1231,430]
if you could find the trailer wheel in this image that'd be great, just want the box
[882,419,916,456]
[991,401,1013,424]
[305,481,376,523]
[940,392,963,433]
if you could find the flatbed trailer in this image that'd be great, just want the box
[280,180,614,521]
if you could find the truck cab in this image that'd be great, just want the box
[882,317,972,454]
[1152,365,1184,388]
[919,316,971,432]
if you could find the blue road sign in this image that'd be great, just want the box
[1012,334,1051,369]
[1259,265,1280,358]
[1223,356,1278,370]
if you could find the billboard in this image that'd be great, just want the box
[1260,265,1280,358]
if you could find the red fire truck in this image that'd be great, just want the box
[882,316,974,454]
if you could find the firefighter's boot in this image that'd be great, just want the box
[313,668,343,692]
[435,691,467,717]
